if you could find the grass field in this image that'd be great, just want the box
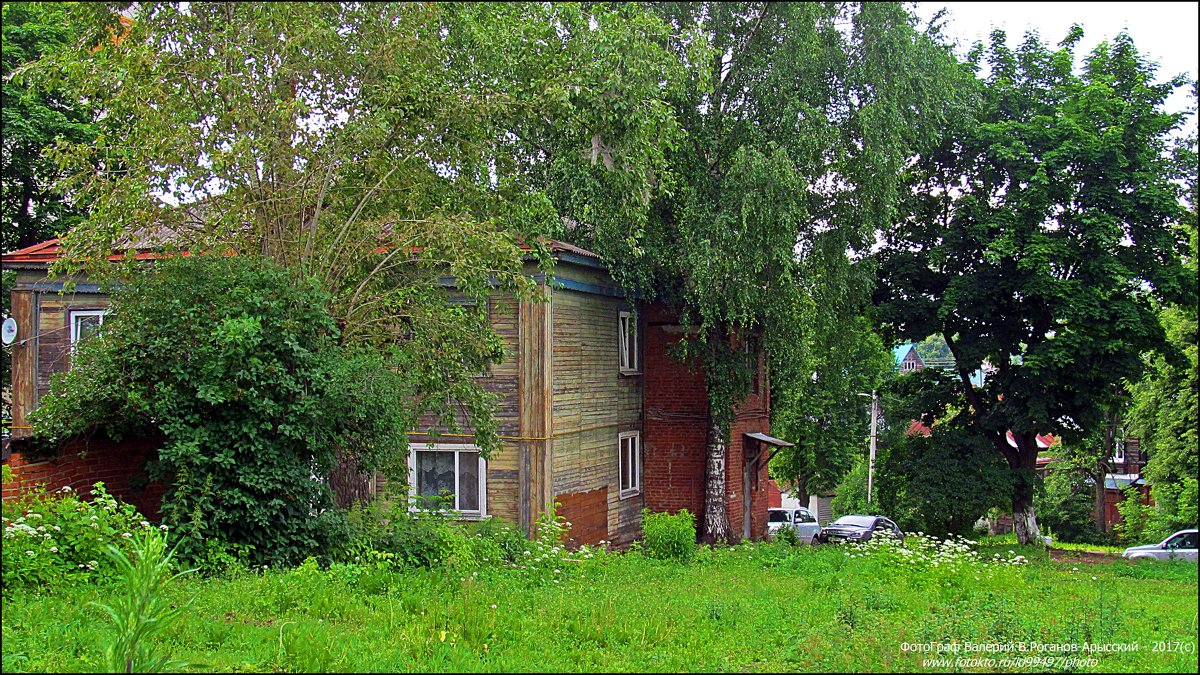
[3,537,1197,673]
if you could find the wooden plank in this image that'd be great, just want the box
[517,283,553,535]
[10,291,35,439]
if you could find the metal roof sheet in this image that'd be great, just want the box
[744,432,794,447]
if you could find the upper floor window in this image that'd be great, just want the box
[618,431,641,498]
[1111,439,1126,465]
[408,444,487,516]
[70,310,107,346]
[618,310,639,374]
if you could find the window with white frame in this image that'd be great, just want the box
[618,310,638,373]
[618,431,641,498]
[408,444,487,515]
[1111,438,1126,465]
[69,309,108,346]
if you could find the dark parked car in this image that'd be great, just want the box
[815,515,903,544]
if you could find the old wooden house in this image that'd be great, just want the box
[3,237,784,544]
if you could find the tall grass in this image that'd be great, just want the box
[3,538,1196,673]
[92,529,196,673]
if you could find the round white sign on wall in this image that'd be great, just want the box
[1,317,17,345]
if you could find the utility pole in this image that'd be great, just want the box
[868,389,877,504]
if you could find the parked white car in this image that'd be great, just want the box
[767,507,821,544]
[1122,529,1198,562]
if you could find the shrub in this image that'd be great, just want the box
[1116,478,1199,544]
[29,254,418,567]
[640,508,696,562]
[1035,469,1104,544]
[2,481,155,592]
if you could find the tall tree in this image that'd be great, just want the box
[1,2,99,252]
[770,310,893,506]
[30,2,682,460]
[874,28,1197,544]
[1128,190,1198,487]
[581,2,961,543]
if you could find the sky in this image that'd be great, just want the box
[912,2,1198,128]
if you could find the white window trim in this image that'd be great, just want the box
[618,431,642,499]
[69,309,108,345]
[407,443,488,518]
[618,310,639,374]
[1111,440,1126,465]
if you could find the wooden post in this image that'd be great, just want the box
[10,291,36,439]
[517,284,553,536]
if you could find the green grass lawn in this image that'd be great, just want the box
[3,539,1197,673]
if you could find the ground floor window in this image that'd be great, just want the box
[408,444,486,515]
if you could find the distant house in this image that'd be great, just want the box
[893,343,925,373]
[3,236,786,544]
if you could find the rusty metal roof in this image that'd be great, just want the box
[3,235,599,267]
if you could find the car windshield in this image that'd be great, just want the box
[768,511,791,523]
[832,516,875,528]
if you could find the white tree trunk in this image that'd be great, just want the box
[701,416,731,545]
[1013,502,1041,545]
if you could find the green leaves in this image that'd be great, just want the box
[92,528,196,673]
[874,26,1196,538]
[29,255,430,566]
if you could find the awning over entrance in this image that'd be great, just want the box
[743,432,794,447]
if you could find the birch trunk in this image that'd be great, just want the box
[700,415,731,545]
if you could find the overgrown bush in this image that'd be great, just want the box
[1116,478,1199,544]
[2,481,155,592]
[29,254,418,567]
[1034,469,1105,544]
[640,508,696,562]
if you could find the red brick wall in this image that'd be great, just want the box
[1103,483,1152,531]
[2,437,166,519]
[641,302,772,541]
[767,478,782,509]
[556,487,609,548]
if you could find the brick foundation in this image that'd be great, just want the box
[556,487,609,548]
[2,436,166,519]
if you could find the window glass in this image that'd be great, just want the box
[70,310,107,345]
[458,452,479,511]
[618,311,638,372]
[1168,533,1197,549]
[416,451,455,509]
[768,510,791,523]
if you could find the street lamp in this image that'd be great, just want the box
[856,390,878,504]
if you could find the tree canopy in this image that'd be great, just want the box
[545,1,964,542]
[1,2,98,253]
[873,27,1197,543]
[28,2,692,458]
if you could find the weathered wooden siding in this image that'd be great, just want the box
[8,271,109,438]
[406,292,523,525]
[549,286,643,546]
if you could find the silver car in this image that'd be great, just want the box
[766,507,821,544]
[1122,529,1198,562]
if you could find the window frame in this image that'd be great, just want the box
[618,310,639,375]
[617,430,642,499]
[407,443,488,518]
[1110,439,1126,465]
[69,309,108,346]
